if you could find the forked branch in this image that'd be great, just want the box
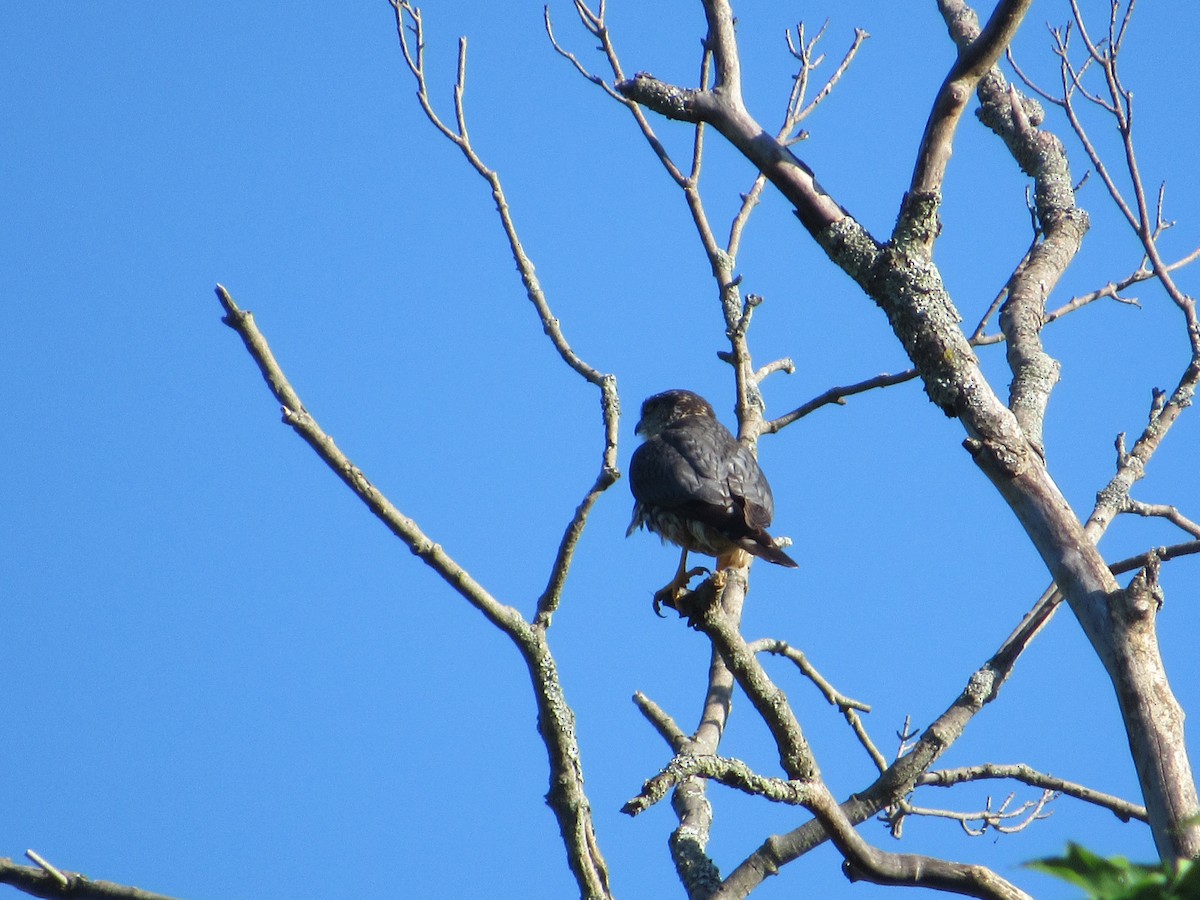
[216,284,613,899]
[922,763,1148,823]
[391,0,620,625]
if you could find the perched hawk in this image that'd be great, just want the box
[627,390,797,606]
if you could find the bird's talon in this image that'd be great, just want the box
[675,579,720,628]
[652,583,685,616]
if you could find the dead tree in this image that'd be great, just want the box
[8,2,1194,898]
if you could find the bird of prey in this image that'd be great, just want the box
[627,389,797,608]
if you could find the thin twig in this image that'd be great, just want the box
[763,370,918,433]
[23,852,67,889]
[633,691,689,750]
[749,638,887,772]
[922,763,1148,822]
[892,790,1056,837]
[390,2,621,626]
[1121,500,1200,539]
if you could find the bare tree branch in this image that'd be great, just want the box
[748,638,887,772]
[1109,540,1200,578]
[616,0,1199,861]
[543,6,628,104]
[623,754,812,815]
[218,283,613,897]
[763,370,917,433]
[218,287,522,629]
[668,637,743,898]
[614,0,847,242]
[809,783,1033,900]
[892,790,1056,837]
[940,5,1088,458]
[0,856,182,900]
[783,25,869,143]
[922,763,1148,823]
[910,0,1034,208]
[1121,500,1200,539]
[634,691,689,751]
[390,2,622,630]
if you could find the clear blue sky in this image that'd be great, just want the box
[3,2,1198,898]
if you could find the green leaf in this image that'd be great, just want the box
[1024,843,1196,899]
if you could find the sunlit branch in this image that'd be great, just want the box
[940,6,1086,458]
[970,246,1200,346]
[684,572,816,780]
[749,638,887,772]
[891,790,1056,837]
[543,7,627,103]
[218,281,614,898]
[623,754,812,815]
[390,2,621,627]
[633,691,688,750]
[784,24,869,143]
[1036,0,1199,358]
[807,783,1032,900]
[0,854,181,900]
[552,0,688,186]
[910,0,1034,221]
[1120,501,1200,540]
[922,763,1148,823]
[217,287,521,630]
[763,370,918,434]
[1109,540,1200,578]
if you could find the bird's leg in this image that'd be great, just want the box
[652,548,710,616]
[716,548,753,571]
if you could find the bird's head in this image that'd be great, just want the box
[635,390,716,438]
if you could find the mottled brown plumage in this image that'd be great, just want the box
[627,390,796,605]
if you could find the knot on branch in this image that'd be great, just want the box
[615,74,701,122]
[962,436,1031,478]
[1123,550,1165,619]
[965,666,999,705]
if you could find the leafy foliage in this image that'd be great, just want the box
[1027,843,1200,899]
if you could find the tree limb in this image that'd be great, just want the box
[215,283,613,898]
[922,763,1148,823]
[910,0,1034,204]
[748,638,886,772]
[947,9,1086,456]
[618,0,1200,862]
[0,856,181,900]
[390,1,621,628]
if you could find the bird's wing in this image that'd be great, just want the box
[720,438,775,528]
[629,429,722,511]
[631,418,775,525]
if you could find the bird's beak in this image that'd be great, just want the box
[634,416,646,436]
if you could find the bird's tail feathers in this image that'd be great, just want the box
[746,534,799,568]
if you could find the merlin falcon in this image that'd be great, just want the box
[627,390,797,606]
